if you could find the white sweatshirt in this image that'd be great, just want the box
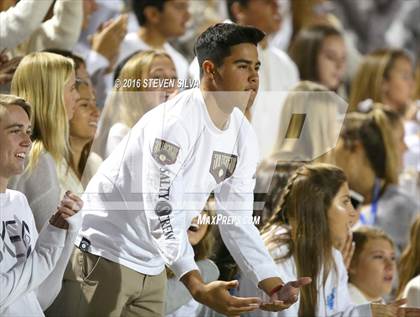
[76,88,280,284]
[238,228,372,317]
[0,189,81,316]
[12,0,83,56]
[0,0,54,50]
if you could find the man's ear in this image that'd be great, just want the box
[143,6,161,25]
[202,60,216,78]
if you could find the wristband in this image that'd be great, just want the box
[269,283,284,297]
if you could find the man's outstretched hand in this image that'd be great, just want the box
[260,277,312,311]
[182,270,261,317]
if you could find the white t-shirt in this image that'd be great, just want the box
[118,32,189,81]
[76,88,280,285]
[0,190,69,316]
[238,228,372,317]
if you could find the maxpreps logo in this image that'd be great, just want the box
[152,138,180,240]
[210,151,237,184]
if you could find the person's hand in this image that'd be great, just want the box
[193,280,261,317]
[49,191,83,229]
[90,14,128,70]
[371,299,406,317]
[337,230,355,269]
[260,277,312,311]
[0,52,22,85]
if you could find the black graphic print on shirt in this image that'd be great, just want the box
[0,215,32,264]
[210,151,238,184]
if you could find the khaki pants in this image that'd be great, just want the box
[46,248,167,317]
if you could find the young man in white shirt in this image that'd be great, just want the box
[189,0,299,159]
[118,0,190,80]
[0,94,82,316]
[68,23,310,317]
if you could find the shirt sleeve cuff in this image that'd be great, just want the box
[243,263,282,287]
[37,223,67,248]
[168,256,199,280]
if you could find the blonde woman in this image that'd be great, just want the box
[349,49,415,114]
[9,52,79,232]
[270,81,346,164]
[94,50,177,158]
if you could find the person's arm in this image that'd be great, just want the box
[36,192,83,310]
[141,116,192,267]
[31,0,83,51]
[0,223,66,308]
[0,0,54,50]
[215,125,310,311]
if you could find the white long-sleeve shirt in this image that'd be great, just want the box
[13,0,83,56]
[76,87,280,284]
[238,228,372,317]
[0,0,53,50]
[0,189,81,316]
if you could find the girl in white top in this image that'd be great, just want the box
[9,52,79,231]
[239,164,405,317]
[397,215,420,308]
[348,227,396,305]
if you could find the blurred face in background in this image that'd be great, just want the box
[236,0,281,35]
[350,238,396,300]
[382,57,415,113]
[69,83,99,142]
[157,0,190,38]
[143,54,178,107]
[317,35,346,90]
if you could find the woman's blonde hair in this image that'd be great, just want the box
[11,52,74,170]
[349,49,412,112]
[397,215,420,298]
[115,50,173,128]
[94,50,174,158]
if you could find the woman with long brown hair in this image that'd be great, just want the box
[238,164,404,316]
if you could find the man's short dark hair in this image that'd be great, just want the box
[226,0,249,23]
[194,23,265,77]
[131,0,166,26]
